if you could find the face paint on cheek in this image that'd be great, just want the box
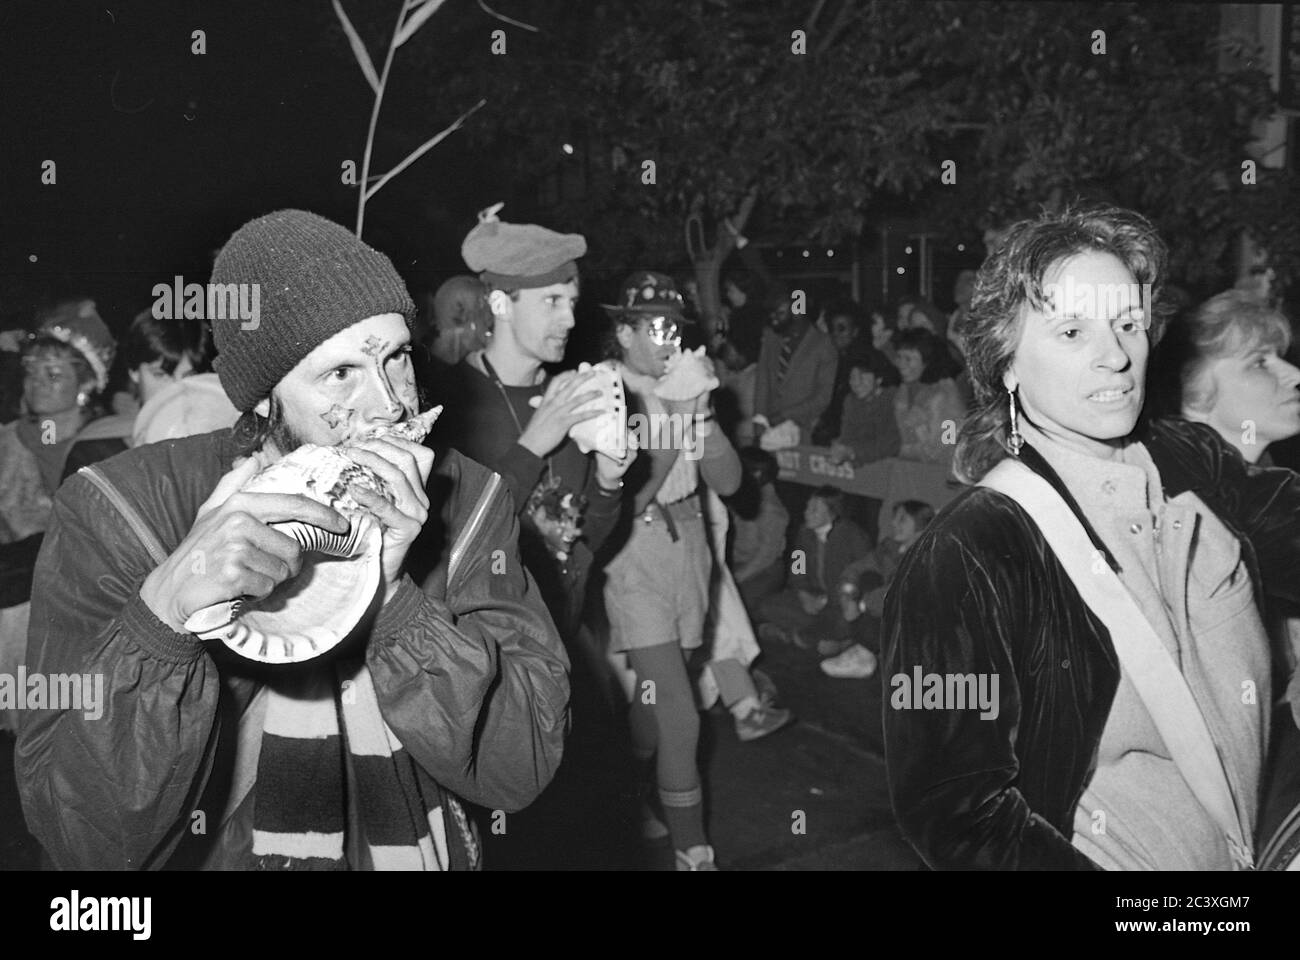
[320,403,357,432]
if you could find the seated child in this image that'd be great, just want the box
[756,486,871,655]
[820,499,935,678]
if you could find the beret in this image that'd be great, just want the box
[462,202,586,289]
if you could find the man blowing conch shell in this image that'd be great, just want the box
[17,210,568,871]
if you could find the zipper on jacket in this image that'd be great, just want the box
[448,472,504,589]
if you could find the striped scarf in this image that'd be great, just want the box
[252,658,480,871]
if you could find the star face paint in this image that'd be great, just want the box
[320,404,356,431]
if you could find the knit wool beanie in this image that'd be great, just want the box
[210,210,415,412]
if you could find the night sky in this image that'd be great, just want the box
[1,0,503,333]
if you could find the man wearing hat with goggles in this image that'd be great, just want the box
[441,204,633,641]
[602,271,752,870]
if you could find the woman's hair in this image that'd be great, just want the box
[122,309,213,377]
[894,498,936,530]
[893,328,952,383]
[952,204,1170,484]
[904,298,949,338]
[1149,290,1293,418]
[230,393,285,456]
[21,336,95,390]
[824,299,862,329]
[848,347,900,386]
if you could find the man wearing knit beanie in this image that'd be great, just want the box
[19,209,569,871]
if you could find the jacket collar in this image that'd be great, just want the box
[1011,442,1122,574]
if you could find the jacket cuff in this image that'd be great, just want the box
[372,575,437,639]
[122,592,206,665]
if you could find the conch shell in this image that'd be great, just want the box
[182,406,442,663]
[653,346,719,401]
[565,362,627,460]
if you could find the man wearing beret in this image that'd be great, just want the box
[18,210,569,870]
[439,204,632,640]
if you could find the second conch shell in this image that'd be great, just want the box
[653,346,719,402]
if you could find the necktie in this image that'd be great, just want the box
[777,335,795,384]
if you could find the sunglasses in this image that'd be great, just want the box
[641,315,681,347]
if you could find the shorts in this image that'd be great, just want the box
[604,496,711,653]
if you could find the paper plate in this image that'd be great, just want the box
[217,516,381,664]
[182,410,442,663]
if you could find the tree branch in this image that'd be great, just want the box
[815,0,858,56]
[476,0,540,32]
[365,99,487,200]
[355,3,409,236]
[807,0,827,31]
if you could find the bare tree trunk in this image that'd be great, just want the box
[687,187,759,343]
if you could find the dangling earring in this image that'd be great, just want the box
[76,391,88,408]
[1007,389,1024,456]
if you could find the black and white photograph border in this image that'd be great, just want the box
[0,0,1296,919]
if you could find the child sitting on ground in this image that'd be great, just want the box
[820,499,935,678]
[756,486,871,656]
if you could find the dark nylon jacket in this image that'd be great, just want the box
[16,429,569,870]
[882,417,1300,870]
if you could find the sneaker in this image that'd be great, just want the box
[816,636,855,658]
[735,703,794,742]
[675,844,720,871]
[820,644,878,679]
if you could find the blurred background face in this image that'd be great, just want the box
[829,314,858,352]
[895,348,924,384]
[719,339,748,372]
[1007,250,1148,456]
[848,367,877,398]
[803,496,832,528]
[22,350,86,416]
[907,308,936,334]
[1192,347,1300,458]
[891,508,917,543]
[430,278,490,366]
[769,299,794,332]
[870,312,890,345]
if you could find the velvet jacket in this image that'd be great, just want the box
[881,417,1300,870]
